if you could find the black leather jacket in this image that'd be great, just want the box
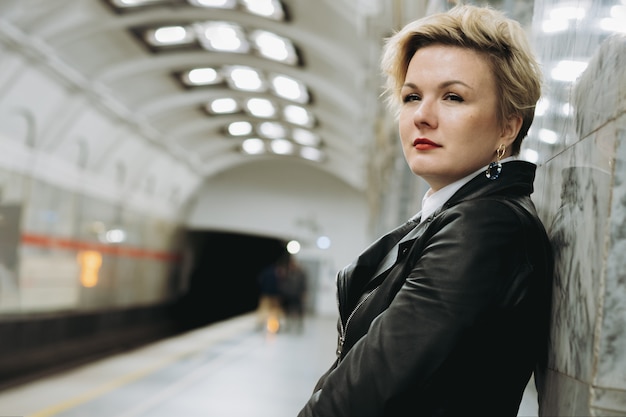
[298,161,553,416]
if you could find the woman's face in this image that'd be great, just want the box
[399,44,519,191]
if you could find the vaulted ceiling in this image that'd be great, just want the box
[0,0,427,196]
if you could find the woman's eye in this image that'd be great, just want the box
[445,93,464,102]
[402,93,421,103]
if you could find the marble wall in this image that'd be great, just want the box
[527,0,626,415]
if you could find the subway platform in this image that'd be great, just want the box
[0,313,539,417]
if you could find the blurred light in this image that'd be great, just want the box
[292,128,320,146]
[150,26,193,45]
[599,17,626,33]
[316,236,331,249]
[77,250,102,288]
[209,97,239,114]
[550,60,588,82]
[185,67,221,85]
[197,22,248,53]
[227,66,264,91]
[241,138,265,154]
[611,5,626,18]
[270,139,294,155]
[188,0,236,8]
[286,240,301,254]
[300,146,324,162]
[106,229,127,243]
[258,121,286,139]
[241,0,285,20]
[283,105,314,127]
[541,6,585,33]
[522,148,539,163]
[246,98,276,118]
[266,315,280,333]
[541,19,569,33]
[112,0,169,7]
[535,98,549,117]
[561,103,573,117]
[250,30,297,64]
[228,121,253,136]
[270,74,309,103]
[538,128,559,144]
[549,6,585,21]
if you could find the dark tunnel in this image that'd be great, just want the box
[171,230,288,331]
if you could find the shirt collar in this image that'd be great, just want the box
[416,157,516,223]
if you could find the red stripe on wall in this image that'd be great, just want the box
[21,233,180,262]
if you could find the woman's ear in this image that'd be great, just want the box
[502,115,523,147]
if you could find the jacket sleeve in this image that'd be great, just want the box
[298,200,530,417]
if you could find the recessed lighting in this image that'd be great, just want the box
[209,97,239,114]
[246,98,276,118]
[242,138,266,154]
[228,121,253,136]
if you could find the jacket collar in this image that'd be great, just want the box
[431,160,536,219]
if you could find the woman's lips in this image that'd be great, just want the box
[413,138,441,150]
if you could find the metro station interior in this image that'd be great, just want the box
[0,0,625,416]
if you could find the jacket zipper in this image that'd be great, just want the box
[337,286,380,360]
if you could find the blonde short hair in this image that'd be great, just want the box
[381,4,542,155]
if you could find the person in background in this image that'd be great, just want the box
[256,258,284,333]
[279,256,308,333]
[298,4,553,416]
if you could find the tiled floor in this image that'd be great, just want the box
[0,313,539,417]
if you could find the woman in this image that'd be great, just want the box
[298,4,553,417]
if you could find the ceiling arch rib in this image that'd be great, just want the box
[182,119,362,178]
[93,53,363,122]
[194,147,366,193]
[43,5,364,73]
[142,96,359,161]
[160,113,350,152]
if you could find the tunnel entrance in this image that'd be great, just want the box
[172,230,287,331]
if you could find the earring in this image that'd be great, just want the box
[485,144,506,180]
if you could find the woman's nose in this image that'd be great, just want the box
[413,99,437,128]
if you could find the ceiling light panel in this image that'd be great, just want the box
[135,21,299,65]
[143,25,196,47]
[269,139,294,155]
[258,121,286,139]
[226,66,265,92]
[224,121,322,147]
[207,97,240,114]
[283,105,315,127]
[249,30,298,65]
[241,138,266,154]
[109,0,177,10]
[181,67,223,86]
[245,98,276,118]
[227,121,253,136]
[240,0,286,21]
[187,0,236,9]
[178,66,310,105]
[292,128,321,146]
[195,21,249,53]
[107,0,286,21]
[270,74,309,103]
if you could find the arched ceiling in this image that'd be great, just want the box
[0,0,430,194]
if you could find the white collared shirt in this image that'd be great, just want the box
[415,157,516,223]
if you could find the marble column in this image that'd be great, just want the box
[534,31,626,416]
